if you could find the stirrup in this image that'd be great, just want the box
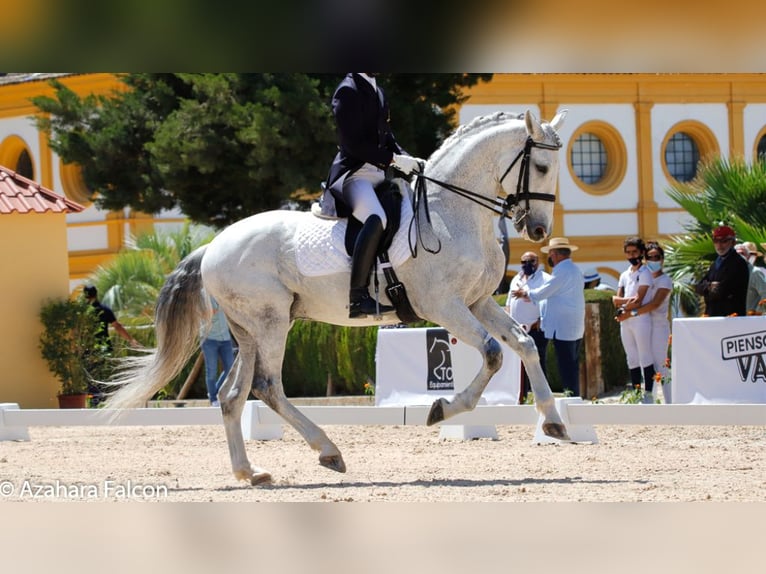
[349,293,394,319]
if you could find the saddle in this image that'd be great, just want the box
[313,178,421,324]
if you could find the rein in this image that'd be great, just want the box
[407,135,562,258]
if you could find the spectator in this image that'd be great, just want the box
[613,237,656,403]
[735,243,766,312]
[82,284,140,406]
[512,237,585,397]
[200,292,235,407]
[627,242,673,387]
[82,285,139,350]
[695,225,749,317]
[583,268,615,291]
[505,250,550,402]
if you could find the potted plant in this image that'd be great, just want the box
[38,297,108,408]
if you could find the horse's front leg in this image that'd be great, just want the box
[425,300,505,425]
[471,296,570,441]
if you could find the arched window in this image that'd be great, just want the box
[757,134,766,163]
[15,149,34,180]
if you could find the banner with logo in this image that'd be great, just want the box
[375,327,521,406]
[672,317,766,404]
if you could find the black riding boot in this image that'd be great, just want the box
[349,215,394,318]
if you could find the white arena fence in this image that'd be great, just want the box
[3,398,766,444]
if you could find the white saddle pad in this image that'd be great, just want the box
[295,195,415,277]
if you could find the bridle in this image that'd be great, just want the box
[408,134,562,256]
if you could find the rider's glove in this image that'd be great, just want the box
[391,154,424,176]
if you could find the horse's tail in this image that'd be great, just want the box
[104,245,209,413]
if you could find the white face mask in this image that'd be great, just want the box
[646,260,662,272]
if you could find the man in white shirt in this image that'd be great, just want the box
[505,251,550,402]
[512,237,585,397]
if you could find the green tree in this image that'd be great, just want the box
[33,73,492,227]
[663,156,766,314]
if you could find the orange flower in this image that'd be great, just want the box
[759,298,766,307]
[727,313,739,317]
[654,372,662,383]
[747,310,757,316]
[664,357,671,368]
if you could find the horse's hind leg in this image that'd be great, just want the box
[217,343,273,485]
[227,314,346,475]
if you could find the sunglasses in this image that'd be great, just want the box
[713,237,734,244]
[520,259,537,264]
[646,255,662,261]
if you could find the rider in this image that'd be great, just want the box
[325,73,424,318]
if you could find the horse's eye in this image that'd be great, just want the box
[535,164,549,175]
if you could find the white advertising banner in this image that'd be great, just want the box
[375,327,521,406]
[672,317,766,404]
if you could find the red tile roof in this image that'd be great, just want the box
[0,165,84,214]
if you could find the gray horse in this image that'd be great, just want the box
[106,109,570,485]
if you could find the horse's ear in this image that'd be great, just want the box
[549,109,568,131]
[524,109,544,139]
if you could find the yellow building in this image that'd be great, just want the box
[0,166,83,407]
[0,73,186,291]
[462,73,766,286]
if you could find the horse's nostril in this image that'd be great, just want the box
[533,226,546,239]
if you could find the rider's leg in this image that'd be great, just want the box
[345,173,393,318]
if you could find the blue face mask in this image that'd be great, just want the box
[646,260,662,272]
[521,261,537,276]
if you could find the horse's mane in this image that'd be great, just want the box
[428,111,524,165]
[428,111,561,166]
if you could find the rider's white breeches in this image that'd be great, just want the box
[345,163,387,228]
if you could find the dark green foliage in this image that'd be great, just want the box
[282,320,379,396]
[38,298,110,395]
[664,156,766,315]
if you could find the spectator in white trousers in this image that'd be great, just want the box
[613,237,656,403]
[628,242,673,400]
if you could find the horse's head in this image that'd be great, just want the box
[502,109,567,242]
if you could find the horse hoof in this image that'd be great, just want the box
[320,454,347,473]
[250,471,272,486]
[426,398,448,426]
[542,422,571,442]
[234,468,272,485]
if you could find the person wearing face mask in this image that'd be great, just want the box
[623,242,673,393]
[505,251,551,402]
[695,225,749,317]
[613,237,656,402]
[734,242,766,312]
[511,237,585,398]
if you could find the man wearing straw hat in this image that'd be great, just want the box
[512,237,585,397]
